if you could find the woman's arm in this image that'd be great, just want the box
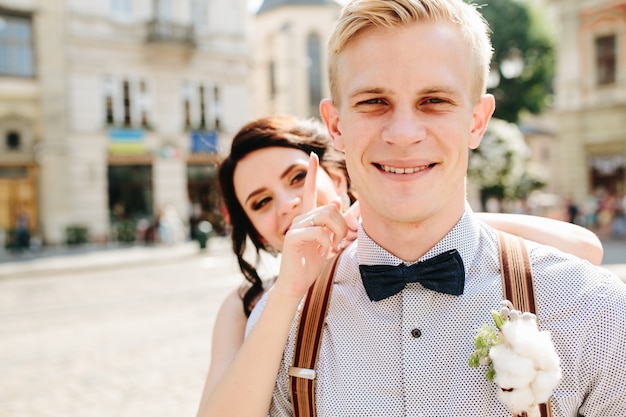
[196,289,248,417]
[477,212,603,265]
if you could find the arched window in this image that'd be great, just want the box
[307,32,322,118]
[6,131,20,150]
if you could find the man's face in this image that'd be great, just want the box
[322,21,494,230]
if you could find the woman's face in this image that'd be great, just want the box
[233,146,344,251]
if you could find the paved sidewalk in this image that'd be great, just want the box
[0,238,240,417]
[0,238,231,279]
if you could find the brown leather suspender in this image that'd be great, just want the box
[288,251,343,417]
[497,231,538,314]
[497,231,553,417]
[290,233,552,417]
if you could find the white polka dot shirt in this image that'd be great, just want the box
[247,208,626,416]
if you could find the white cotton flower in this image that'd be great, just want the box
[487,301,562,416]
[532,368,562,404]
[496,384,538,417]
[490,345,536,389]
[500,314,538,350]
[532,331,561,371]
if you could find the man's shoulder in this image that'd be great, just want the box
[524,238,612,277]
[525,238,626,303]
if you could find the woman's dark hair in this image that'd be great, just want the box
[218,115,354,316]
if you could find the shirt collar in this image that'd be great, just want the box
[357,203,481,268]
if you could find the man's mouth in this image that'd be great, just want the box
[376,163,436,174]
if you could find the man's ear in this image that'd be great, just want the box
[320,98,344,151]
[469,94,495,150]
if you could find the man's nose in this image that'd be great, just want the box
[381,106,427,146]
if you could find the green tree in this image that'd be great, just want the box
[468,118,547,211]
[480,0,555,123]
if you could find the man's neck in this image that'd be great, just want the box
[360,204,465,263]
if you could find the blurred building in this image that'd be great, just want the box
[0,0,252,245]
[551,0,626,202]
[251,0,340,119]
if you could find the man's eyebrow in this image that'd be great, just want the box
[244,163,301,205]
[348,87,386,99]
[347,85,459,99]
[419,86,458,96]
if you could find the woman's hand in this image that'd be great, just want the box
[274,153,352,302]
[342,200,360,248]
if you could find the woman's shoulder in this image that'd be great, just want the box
[216,287,248,326]
[211,287,249,358]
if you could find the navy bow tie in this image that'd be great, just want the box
[359,249,465,301]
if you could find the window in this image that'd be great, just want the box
[0,13,34,77]
[191,0,207,29]
[139,80,149,128]
[307,33,322,118]
[103,76,151,128]
[6,131,20,150]
[181,82,220,131]
[108,164,153,220]
[111,0,133,20]
[213,86,220,131]
[103,76,115,124]
[155,0,172,22]
[105,95,115,125]
[596,35,616,85]
[182,81,192,129]
[199,85,206,128]
[269,60,277,100]
[122,80,131,126]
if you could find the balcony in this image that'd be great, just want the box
[146,20,195,46]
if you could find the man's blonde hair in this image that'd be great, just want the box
[327,0,493,104]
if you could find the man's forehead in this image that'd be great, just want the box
[334,22,468,97]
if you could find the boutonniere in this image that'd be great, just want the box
[469,300,562,417]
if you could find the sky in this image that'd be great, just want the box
[247,0,262,12]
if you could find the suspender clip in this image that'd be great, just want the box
[289,366,316,380]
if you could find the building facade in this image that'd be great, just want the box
[251,0,340,119]
[0,0,252,246]
[551,0,626,205]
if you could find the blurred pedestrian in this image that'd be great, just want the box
[565,196,579,224]
[14,208,30,250]
[157,205,186,244]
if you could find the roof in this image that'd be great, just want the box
[257,0,339,14]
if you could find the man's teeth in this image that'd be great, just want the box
[381,165,428,174]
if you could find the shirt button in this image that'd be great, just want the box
[411,328,422,338]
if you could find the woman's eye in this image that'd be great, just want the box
[291,170,307,185]
[252,197,271,211]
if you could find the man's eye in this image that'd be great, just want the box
[360,98,384,105]
[252,197,271,211]
[424,97,447,105]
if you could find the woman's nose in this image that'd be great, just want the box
[277,191,301,217]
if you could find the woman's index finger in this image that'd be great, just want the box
[302,152,319,213]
